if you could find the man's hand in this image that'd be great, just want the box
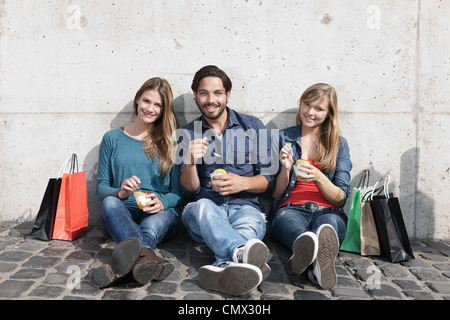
[188,137,208,164]
[209,173,268,196]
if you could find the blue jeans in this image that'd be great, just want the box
[100,196,178,251]
[271,204,347,252]
[182,198,266,265]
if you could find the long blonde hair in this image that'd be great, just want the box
[295,83,342,172]
[132,77,180,177]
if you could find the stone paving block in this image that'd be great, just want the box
[143,294,176,300]
[293,290,330,300]
[259,281,290,295]
[22,256,60,269]
[76,242,102,252]
[403,290,436,300]
[368,284,403,299]
[400,259,433,268]
[420,252,449,262]
[378,264,411,277]
[40,246,70,256]
[11,239,48,252]
[336,276,361,287]
[426,282,450,294]
[180,278,205,292]
[260,294,291,300]
[392,279,424,291]
[70,279,101,296]
[181,293,218,300]
[331,287,370,299]
[0,262,17,273]
[146,281,178,295]
[0,280,34,298]
[29,285,65,298]
[11,268,46,279]
[424,241,450,251]
[409,268,449,282]
[433,263,450,272]
[0,250,33,262]
[44,272,69,285]
[66,250,94,262]
[102,290,138,300]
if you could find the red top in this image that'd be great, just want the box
[281,159,335,208]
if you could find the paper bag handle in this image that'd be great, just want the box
[357,169,370,189]
[58,153,79,177]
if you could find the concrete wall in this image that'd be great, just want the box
[0,1,449,240]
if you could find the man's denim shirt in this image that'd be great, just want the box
[177,107,275,212]
[272,124,352,220]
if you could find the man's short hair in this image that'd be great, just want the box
[191,65,232,93]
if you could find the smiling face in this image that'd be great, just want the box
[299,98,330,130]
[193,76,230,121]
[135,89,163,125]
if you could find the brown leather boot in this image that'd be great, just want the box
[132,248,174,285]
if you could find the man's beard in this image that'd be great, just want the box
[197,101,227,120]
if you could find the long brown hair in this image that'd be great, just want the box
[295,83,342,172]
[132,77,180,177]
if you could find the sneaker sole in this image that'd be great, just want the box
[199,263,262,296]
[243,239,271,280]
[288,232,318,275]
[316,225,339,289]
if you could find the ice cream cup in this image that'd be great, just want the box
[293,159,309,180]
[133,191,151,209]
[210,168,227,182]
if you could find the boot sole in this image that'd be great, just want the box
[133,261,175,285]
[91,237,142,288]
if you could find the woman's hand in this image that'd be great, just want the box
[118,176,141,199]
[279,143,294,170]
[142,192,165,214]
[296,163,325,183]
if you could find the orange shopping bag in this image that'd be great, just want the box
[52,154,89,241]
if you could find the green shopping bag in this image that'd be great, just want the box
[340,187,363,253]
[340,169,371,253]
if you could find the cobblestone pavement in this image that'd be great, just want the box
[0,220,449,301]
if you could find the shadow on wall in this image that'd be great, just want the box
[344,147,434,240]
[83,101,134,226]
[400,148,434,239]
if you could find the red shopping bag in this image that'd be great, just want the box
[52,154,89,241]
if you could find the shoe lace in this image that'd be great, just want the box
[235,248,244,263]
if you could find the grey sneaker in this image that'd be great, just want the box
[198,262,263,296]
[287,231,318,275]
[313,224,339,289]
[233,239,271,281]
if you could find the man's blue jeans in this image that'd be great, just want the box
[182,198,266,265]
[271,204,347,252]
[100,196,178,251]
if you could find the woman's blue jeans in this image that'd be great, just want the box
[271,203,347,252]
[100,196,178,251]
[182,198,266,265]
